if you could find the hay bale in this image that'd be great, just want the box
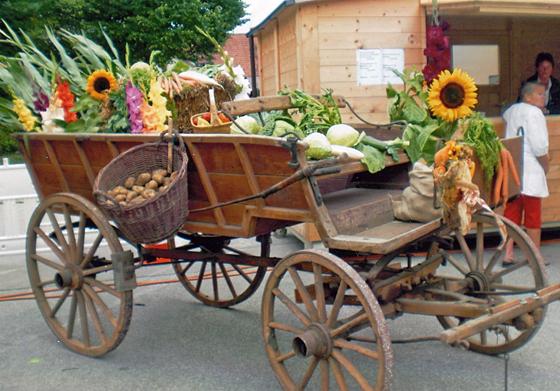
[174,73,238,132]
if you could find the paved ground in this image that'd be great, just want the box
[1,234,560,391]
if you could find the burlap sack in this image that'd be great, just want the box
[392,161,442,222]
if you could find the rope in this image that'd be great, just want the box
[0,265,258,302]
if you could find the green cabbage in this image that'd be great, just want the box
[302,133,332,160]
[230,115,262,134]
[326,124,365,147]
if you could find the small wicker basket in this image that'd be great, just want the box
[93,140,189,244]
[190,112,232,134]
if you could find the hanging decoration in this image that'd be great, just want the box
[422,0,451,84]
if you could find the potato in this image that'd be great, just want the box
[126,191,139,202]
[162,177,172,186]
[124,176,136,189]
[135,172,152,186]
[159,185,169,193]
[142,189,157,199]
[170,171,178,181]
[119,201,128,207]
[152,173,165,185]
[132,185,145,194]
[129,196,145,206]
[152,169,168,178]
[113,186,128,195]
[107,189,117,198]
[115,194,127,202]
[145,180,159,190]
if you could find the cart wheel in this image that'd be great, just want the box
[437,211,547,355]
[262,250,392,390]
[26,193,133,357]
[171,235,268,308]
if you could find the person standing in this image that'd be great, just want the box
[503,82,550,266]
[521,52,560,115]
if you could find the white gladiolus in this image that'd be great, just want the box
[40,100,65,133]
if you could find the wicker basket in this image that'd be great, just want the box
[190,112,232,134]
[93,142,189,244]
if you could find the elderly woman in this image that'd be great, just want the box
[521,52,560,115]
[503,82,550,266]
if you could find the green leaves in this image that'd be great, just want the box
[355,144,386,174]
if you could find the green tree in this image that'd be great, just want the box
[0,0,246,64]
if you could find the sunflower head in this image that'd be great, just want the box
[428,69,478,122]
[86,70,118,101]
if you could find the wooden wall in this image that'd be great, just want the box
[255,0,426,123]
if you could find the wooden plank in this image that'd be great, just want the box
[73,140,96,187]
[221,95,346,116]
[298,5,320,92]
[185,140,226,227]
[274,19,281,92]
[318,16,423,34]
[319,32,424,50]
[43,139,70,192]
[317,0,423,17]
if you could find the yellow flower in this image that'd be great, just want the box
[12,97,36,131]
[142,79,171,132]
[428,69,478,122]
[86,70,118,101]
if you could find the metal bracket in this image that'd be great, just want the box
[308,176,323,206]
[112,250,137,292]
[280,137,300,168]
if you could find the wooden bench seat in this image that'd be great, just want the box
[323,187,441,254]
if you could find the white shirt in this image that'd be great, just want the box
[503,103,549,197]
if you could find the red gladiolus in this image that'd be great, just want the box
[422,24,451,84]
[56,80,78,123]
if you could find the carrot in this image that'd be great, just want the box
[500,149,510,208]
[504,148,521,187]
[434,144,451,168]
[493,155,504,205]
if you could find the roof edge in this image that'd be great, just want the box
[246,0,295,37]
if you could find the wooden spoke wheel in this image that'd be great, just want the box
[262,250,392,391]
[437,211,547,355]
[26,193,133,357]
[171,235,269,308]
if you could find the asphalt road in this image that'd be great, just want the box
[1,235,560,391]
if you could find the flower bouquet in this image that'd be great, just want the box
[0,22,250,136]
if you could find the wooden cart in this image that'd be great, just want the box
[15,96,560,390]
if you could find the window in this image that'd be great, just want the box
[452,45,500,85]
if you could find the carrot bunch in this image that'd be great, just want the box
[492,147,521,207]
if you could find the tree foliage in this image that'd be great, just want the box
[0,0,246,65]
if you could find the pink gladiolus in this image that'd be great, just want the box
[126,82,144,133]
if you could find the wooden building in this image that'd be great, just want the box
[248,0,560,242]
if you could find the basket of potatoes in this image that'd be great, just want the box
[93,141,189,244]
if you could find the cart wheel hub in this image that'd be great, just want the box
[465,271,490,293]
[54,267,83,289]
[292,323,333,359]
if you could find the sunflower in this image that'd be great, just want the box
[428,69,478,122]
[86,70,118,101]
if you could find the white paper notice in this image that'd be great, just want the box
[356,48,404,86]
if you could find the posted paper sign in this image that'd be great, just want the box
[356,49,404,86]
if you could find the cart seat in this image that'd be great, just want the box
[323,187,441,254]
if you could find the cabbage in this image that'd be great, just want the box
[326,124,365,147]
[302,133,332,160]
[272,120,304,139]
[231,115,262,134]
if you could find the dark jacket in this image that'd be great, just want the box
[521,74,560,114]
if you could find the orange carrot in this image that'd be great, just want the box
[493,156,504,205]
[504,148,521,187]
[434,144,451,168]
[500,149,510,208]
